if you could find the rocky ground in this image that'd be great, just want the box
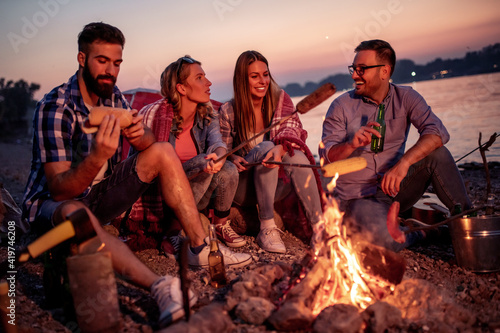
[1,138,499,332]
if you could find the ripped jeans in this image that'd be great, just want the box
[183,154,238,218]
[233,141,323,224]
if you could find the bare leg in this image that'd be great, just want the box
[54,201,159,289]
[135,142,206,247]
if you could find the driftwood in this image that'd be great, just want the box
[479,132,497,197]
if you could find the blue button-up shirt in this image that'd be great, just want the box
[319,83,449,201]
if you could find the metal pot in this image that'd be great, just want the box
[449,216,500,272]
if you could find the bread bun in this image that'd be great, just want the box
[82,107,133,134]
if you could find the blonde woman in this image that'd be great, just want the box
[128,56,251,267]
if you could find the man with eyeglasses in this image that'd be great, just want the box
[22,22,251,327]
[319,39,472,252]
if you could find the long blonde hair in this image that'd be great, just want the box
[160,55,213,137]
[231,50,281,148]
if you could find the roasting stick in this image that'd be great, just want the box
[242,156,368,177]
[243,161,322,169]
[188,82,336,180]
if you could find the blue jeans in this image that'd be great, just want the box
[183,154,238,218]
[234,141,323,224]
[343,146,472,252]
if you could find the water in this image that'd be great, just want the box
[295,72,500,164]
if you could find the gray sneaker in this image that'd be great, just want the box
[151,275,197,327]
[187,237,252,268]
[257,227,286,253]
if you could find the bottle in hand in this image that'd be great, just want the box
[371,104,386,153]
[208,224,227,288]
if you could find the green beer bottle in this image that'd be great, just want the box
[371,104,386,153]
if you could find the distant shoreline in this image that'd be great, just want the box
[283,43,500,97]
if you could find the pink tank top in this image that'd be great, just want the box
[175,121,197,163]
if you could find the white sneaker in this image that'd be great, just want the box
[151,275,197,327]
[257,227,286,253]
[187,237,252,268]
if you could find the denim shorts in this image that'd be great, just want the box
[35,153,152,233]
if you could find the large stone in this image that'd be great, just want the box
[268,300,315,331]
[383,279,476,332]
[225,271,273,310]
[362,301,403,333]
[158,303,235,333]
[234,296,276,325]
[313,304,362,333]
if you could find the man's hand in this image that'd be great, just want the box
[92,114,121,162]
[381,160,410,196]
[44,114,121,201]
[327,122,381,162]
[381,134,443,196]
[262,145,284,168]
[352,121,381,149]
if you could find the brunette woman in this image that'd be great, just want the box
[219,50,324,253]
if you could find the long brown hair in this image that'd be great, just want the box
[160,55,213,137]
[231,50,280,148]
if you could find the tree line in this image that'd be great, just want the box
[0,78,40,138]
[283,43,500,97]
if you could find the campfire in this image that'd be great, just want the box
[261,174,400,330]
[308,194,396,314]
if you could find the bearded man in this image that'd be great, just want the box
[22,22,250,327]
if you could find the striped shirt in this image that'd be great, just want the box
[22,72,130,223]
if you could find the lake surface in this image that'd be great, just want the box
[294,72,500,164]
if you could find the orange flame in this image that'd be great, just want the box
[310,173,394,315]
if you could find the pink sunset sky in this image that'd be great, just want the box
[1,0,499,101]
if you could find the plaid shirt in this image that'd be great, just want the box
[219,90,308,155]
[22,72,130,223]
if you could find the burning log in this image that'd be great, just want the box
[268,258,333,331]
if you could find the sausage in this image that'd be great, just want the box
[82,106,133,134]
[386,201,406,244]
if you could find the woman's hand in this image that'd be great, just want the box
[229,155,248,172]
[262,144,284,168]
[203,153,222,174]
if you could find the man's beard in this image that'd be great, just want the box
[82,59,116,99]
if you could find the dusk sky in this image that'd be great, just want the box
[1,0,499,101]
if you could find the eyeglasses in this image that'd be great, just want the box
[348,64,385,76]
[176,56,197,79]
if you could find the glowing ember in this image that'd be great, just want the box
[309,174,395,315]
